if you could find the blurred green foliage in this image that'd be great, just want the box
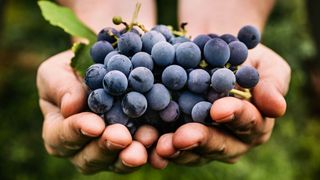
[0,0,319,180]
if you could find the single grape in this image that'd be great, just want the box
[193,34,211,54]
[211,68,236,93]
[131,52,154,70]
[104,51,119,67]
[126,120,138,135]
[90,41,114,64]
[228,41,248,66]
[97,27,120,44]
[128,67,154,93]
[104,101,129,125]
[151,41,175,67]
[178,91,204,115]
[106,54,132,76]
[85,64,107,90]
[159,101,180,123]
[146,83,171,111]
[204,38,230,67]
[170,36,190,44]
[235,66,259,88]
[141,30,166,54]
[120,28,141,35]
[237,25,261,49]
[191,101,212,123]
[162,65,187,90]
[103,70,128,96]
[88,89,114,114]
[188,69,211,94]
[206,88,227,103]
[220,34,238,44]
[176,42,201,68]
[118,32,142,56]
[122,91,147,118]
[151,25,173,41]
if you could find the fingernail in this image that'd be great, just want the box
[80,129,96,137]
[122,160,135,167]
[181,143,199,151]
[61,93,71,107]
[169,151,181,158]
[159,160,169,170]
[216,114,234,123]
[106,141,126,150]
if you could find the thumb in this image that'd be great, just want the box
[37,51,87,118]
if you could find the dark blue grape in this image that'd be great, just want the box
[228,41,248,66]
[162,65,187,90]
[191,101,212,123]
[131,52,154,70]
[151,41,175,67]
[204,38,230,67]
[126,120,138,135]
[97,27,120,44]
[141,30,166,54]
[151,25,173,41]
[118,32,142,56]
[220,34,238,44]
[159,101,180,123]
[85,64,107,90]
[188,69,211,94]
[237,25,261,49]
[128,67,154,93]
[176,42,201,68]
[106,54,132,76]
[211,68,236,93]
[173,43,181,50]
[88,89,113,114]
[104,101,129,125]
[103,70,128,96]
[235,66,259,88]
[208,33,219,39]
[209,68,219,76]
[146,83,171,111]
[122,92,147,118]
[193,34,211,54]
[90,41,114,64]
[170,36,190,44]
[206,88,227,103]
[178,91,204,115]
[104,51,119,67]
[120,28,141,35]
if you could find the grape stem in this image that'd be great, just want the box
[229,89,252,99]
[129,3,142,31]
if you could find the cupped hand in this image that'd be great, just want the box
[150,44,291,169]
[37,51,159,174]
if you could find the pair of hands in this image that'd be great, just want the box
[37,44,291,174]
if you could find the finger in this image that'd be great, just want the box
[41,99,105,157]
[247,45,291,117]
[112,141,148,173]
[210,97,274,143]
[70,124,132,174]
[149,149,168,169]
[172,123,250,160]
[156,133,180,158]
[134,125,159,148]
[37,51,87,117]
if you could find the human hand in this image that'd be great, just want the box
[37,51,159,174]
[150,44,291,169]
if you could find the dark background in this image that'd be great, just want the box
[0,0,319,179]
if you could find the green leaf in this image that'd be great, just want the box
[38,1,96,43]
[71,43,93,76]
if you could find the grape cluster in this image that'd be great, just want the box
[85,23,260,135]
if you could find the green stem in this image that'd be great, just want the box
[129,3,141,31]
[229,89,252,99]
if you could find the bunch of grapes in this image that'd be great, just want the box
[85,13,261,135]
